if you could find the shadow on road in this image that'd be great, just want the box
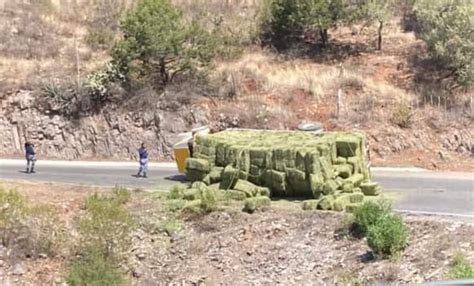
[164,175,187,183]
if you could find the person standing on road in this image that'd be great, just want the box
[137,143,149,178]
[25,142,37,174]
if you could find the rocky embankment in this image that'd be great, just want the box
[0,90,209,160]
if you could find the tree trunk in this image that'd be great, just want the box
[159,58,169,85]
[377,20,383,51]
[319,28,328,48]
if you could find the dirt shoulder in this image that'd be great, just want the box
[0,181,472,285]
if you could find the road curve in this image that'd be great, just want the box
[0,160,472,219]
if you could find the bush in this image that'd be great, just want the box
[366,214,408,258]
[80,192,134,258]
[352,200,392,237]
[415,1,474,86]
[448,253,474,279]
[112,0,217,89]
[391,101,413,128]
[66,247,128,286]
[111,186,131,205]
[200,188,218,213]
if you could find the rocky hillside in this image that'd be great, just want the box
[0,0,472,170]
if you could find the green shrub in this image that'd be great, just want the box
[66,247,128,286]
[0,188,29,228]
[200,188,218,213]
[366,214,408,258]
[80,193,134,258]
[112,186,131,205]
[168,185,186,200]
[391,101,413,128]
[352,200,391,237]
[448,253,474,279]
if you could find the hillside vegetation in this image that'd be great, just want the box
[0,0,472,169]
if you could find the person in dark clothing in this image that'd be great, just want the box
[137,143,149,178]
[25,142,36,173]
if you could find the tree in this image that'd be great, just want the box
[302,0,348,47]
[415,0,474,86]
[354,0,391,50]
[112,0,216,89]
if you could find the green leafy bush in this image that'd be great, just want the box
[80,192,134,258]
[415,0,474,86]
[351,200,392,237]
[200,188,218,213]
[111,186,131,205]
[168,185,186,200]
[448,253,474,279]
[366,214,408,258]
[66,247,128,286]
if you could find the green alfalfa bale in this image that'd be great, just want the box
[208,183,220,191]
[333,194,352,212]
[295,149,310,172]
[345,174,365,187]
[302,199,320,210]
[209,167,224,184]
[347,157,362,174]
[334,164,353,179]
[234,147,251,173]
[191,181,208,190]
[263,169,286,196]
[224,145,240,166]
[223,190,247,201]
[335,176,345,189]
[349,193,364,203]
[286,168,310,197]
[183,189,201,201]
[322,180,338,195]
[186,169,208,182]
[318,196,334,210]
[186,158,210,172]
[272,147,296,171]
[353,187,362,193]
[243,196,271,213]
[360,181,381,196]
[345,203,362,213]
[249,147,272,168]
[215,142,229,166]
[248,165,263,185]
[258,187,271,197]
[202,175,211,185]
[341,181,355,193]
[319,157,335,180]
[220,165,240,190]
[183,199,202,212]
[335,157,347,165]
[234,179,259,197]
[304,152,320,174]
[309,174,324,199]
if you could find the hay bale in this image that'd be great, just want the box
[319,157,334,180]
[263,170,286,195]
[216,142,228,166]
[360,182,381,196]
[295,149,309,172]
[183,199,202,211]
[318,196,334,210]
[186,169,208,182]
[309,174,324,199]
[345,203,362,213]
[208,183,220,191]
[322,180,338,195]
[234,179,259,197]
[191,181,207,190]
[249,147,272,168]
[333,195,352,212]
[345,174,365,187]
[186,158,210,172]
[305,152,320,174]
[353,187,362,193]
[248,165,263,185]
[223,190,247,201]
[220,165,240,190]
[272,147,296,171]
[347,156,362,174]
[243,196,271,213]
[183,189,201,201]
[336,137,360,158]
[349,193,364,203]
[334,164,353,179]
[341,182,355,193]
[258,187,271,197]
[335,157,347,165]
[209,167,224,184]
[286,168,310,197]
[302,199,320,210]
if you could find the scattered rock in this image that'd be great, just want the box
[11,263,27,275]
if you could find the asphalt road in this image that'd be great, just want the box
[0,160,472,219]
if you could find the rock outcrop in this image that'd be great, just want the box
[0,90,209,160]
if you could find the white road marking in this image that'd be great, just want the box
[395,209,474,220]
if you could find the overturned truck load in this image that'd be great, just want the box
[184,129,380,212]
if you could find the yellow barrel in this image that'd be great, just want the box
[173,138,191,173]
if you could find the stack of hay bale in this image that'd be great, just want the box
[184,130,381,212]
